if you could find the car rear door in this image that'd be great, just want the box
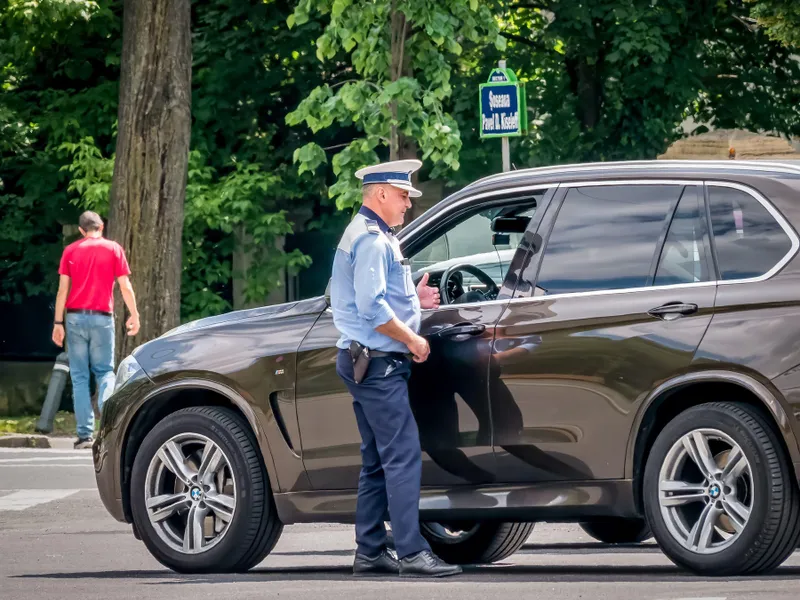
[489,180,718,483]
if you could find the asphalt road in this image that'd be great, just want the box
[2,445,800,600]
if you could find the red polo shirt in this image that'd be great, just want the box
[58,237,131,313]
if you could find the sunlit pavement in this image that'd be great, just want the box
[2,447,799,600]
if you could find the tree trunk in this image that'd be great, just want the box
[108,0,192,365]
[389,3,407,161]
[389,5,424,224]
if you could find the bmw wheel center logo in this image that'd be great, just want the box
[190,487,203,501]
[709,484,721,499]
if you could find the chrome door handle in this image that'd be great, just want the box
[648,302,699,320]
[436,323,486,338]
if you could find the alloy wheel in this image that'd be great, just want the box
[658,428,753,555]
[144,433,237,555]
[421,521,482,544]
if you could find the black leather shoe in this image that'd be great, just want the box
[353,549,400,576]
[399,550,462,578]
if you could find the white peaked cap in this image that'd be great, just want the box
[354,159,423,198]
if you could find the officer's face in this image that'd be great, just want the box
[380,185,412,227]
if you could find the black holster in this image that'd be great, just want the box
[349,340,371,384]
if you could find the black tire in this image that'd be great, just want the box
[420,521,534,564]
[579,518,652,544]
[643,402,800,576]
[130,406,283,573]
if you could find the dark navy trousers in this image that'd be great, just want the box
[336,349,431,560]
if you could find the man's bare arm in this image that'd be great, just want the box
[117,275,140,336]
[54,275,70,323]
[52,275,71,347]
[375,318,429,362]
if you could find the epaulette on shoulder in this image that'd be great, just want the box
[365,219,382,234]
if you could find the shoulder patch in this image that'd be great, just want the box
[337,213,384,253]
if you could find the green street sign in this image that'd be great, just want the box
[479,67,527,139]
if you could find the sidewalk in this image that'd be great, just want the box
[0,434,79,449]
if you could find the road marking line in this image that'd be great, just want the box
[0,489,85,511]
[0,457,92,463]
[0,448,90,455]
[0,464,93,468]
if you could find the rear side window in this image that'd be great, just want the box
[654,186,710,286]
[708,186,793,280]
[535,185,682,295]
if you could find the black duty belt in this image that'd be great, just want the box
[66,309,113,317]
[369,350,411,359]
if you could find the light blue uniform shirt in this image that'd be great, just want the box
[330,207,421,353]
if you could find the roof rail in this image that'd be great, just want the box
[462,159,800,191]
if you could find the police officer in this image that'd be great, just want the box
[330,159,462,578]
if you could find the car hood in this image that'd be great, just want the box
[154,296,328,340]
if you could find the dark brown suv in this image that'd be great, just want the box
[94,159,800,576]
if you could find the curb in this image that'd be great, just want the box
[0,434,53,449]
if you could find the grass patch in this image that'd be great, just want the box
[0,411,78,436]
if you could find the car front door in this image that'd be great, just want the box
[489,181,718,483]
[294,190,549,490]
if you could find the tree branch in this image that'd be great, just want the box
[330,79,382,92]
[322,142,353,151]
[501,31,549,50]
[732,13,759,34]
[509,2,549,10]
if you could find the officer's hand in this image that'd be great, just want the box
[416,272,440,310]
[408,334,430,363]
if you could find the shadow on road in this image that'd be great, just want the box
[519,542,662,554]
[13,564,800,584]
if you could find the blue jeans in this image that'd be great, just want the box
[65,313,115,439]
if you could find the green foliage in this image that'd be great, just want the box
[1,0,340,321]
[3,0,800,328]
[747,0,800,47]
[0,0,120,303]
[446,0,800,185]
[59,137,114,214]
[287,0,504,209]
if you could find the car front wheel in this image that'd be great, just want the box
[643,401,800,575]
[130,406,283,573]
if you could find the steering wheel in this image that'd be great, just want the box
[439,263,499,305]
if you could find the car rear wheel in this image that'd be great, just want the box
[643,402,800,575]
[420,521,534,564]
[579,518,652,544]
[130,406,283,573]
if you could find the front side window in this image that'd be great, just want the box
[535,185,683,295]
[708,186,793,281]
[408,198,539,304]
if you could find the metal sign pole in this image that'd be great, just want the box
[498,60,511,172]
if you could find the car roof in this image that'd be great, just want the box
[462,159,800,192]
[401,159,800,240]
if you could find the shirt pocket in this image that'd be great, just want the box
[402,263,416,297]
[390,259,415,298]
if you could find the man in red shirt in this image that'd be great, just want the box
[52,211,140,449]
